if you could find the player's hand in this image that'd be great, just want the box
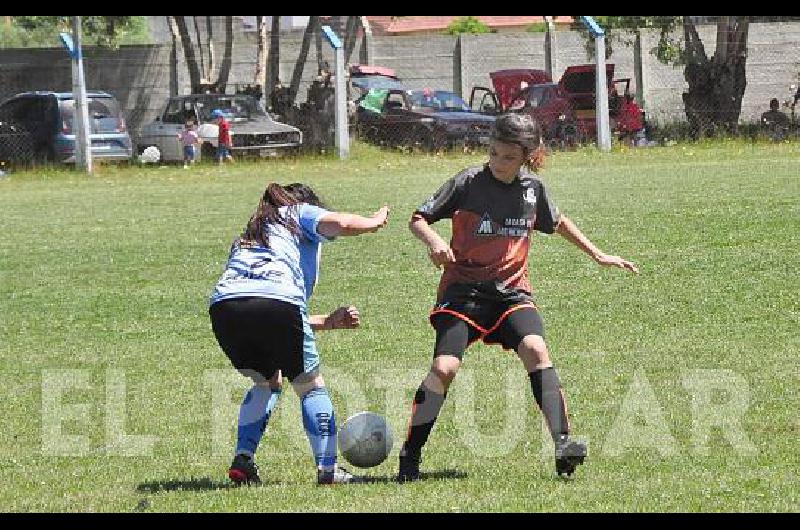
[327,306,361,330]
[595,253,639,274]
[428,243,456,269]
[371,206,390,230]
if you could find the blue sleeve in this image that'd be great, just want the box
[297,203,334,243]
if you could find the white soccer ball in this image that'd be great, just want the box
[138,145,161,164]
[338,411,393,468]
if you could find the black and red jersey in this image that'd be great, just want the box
[414,164,561,301]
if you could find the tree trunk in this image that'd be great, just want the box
[206,16,215,80]
[173,16,202,94]
[166,16,180,96]
[254,16,268,93]
[214,16,234,94]
[343,16,360,65]
[316,22,324,72]
[289,16,319,105]
[267,16,281,92]
[193,16,206,80]
[682,17,749,136]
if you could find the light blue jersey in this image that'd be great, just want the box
[209,203,332,310]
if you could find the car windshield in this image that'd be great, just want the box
[196,95,269,122]
[409,90,469,112]
[60,97,124,133]
[510,86,550,110]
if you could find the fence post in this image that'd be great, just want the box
[544,16,557,80]
[634,30,646,110]
[321,25,349,159]
[453,35,464,98]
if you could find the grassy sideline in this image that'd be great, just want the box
[0,140,798,511]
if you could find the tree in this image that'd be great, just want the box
[254,16,268,91]
[267,16,281,93]
[577,16,761,135]
[288,16,320,105]
[2,16,149,48]
[167,16,234,94]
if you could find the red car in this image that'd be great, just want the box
[470,65,631,145]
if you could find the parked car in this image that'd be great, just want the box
[0,91,133,164]
[356,88,495,151]
[137,94,302,162]
[348,64,405,129]
[470,65,631,144]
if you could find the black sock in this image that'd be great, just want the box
[529,367,570,442]
[402,382,447,456]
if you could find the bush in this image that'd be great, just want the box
[445,17,493,35]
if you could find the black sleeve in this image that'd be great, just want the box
[533,180,561,234]
[414,174,466,224]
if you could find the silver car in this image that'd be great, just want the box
[137,94,302,162]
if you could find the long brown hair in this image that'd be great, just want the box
[241,183,299,248]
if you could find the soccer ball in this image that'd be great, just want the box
[338,411,393,468]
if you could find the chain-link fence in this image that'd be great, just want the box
[1,20,797,159]
[0,114,35,168]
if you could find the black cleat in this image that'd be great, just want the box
[555,436,587,477]
[397,448,422,483]
[228,453,261,485]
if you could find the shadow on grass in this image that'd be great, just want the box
[359,469,468,484]
[136,476,279,493]
[135,469,467,493]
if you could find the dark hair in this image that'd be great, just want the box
[283,182,327,209]
[492,113,546,172]
[770,98,780,110]
[241,183,300,248]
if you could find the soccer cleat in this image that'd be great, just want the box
[317,465,364,485]
[554,436,587,477]
[397,448,422,483]
[228,453,261,485]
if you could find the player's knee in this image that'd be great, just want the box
[429,356,461,389]
[518,335,551,368]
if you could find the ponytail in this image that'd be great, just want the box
[524,144,547,173]
[241,183,299,248]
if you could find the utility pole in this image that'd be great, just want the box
[71,16,92,172]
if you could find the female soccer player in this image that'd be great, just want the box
[209,182,389,485]
[399,113,638,481]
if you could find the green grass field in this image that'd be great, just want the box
[1,141,798,512]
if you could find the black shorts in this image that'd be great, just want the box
[429,282,544,359]
[209,297,318,382]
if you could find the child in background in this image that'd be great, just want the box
[212,109,234,164]
[177,119,200,168]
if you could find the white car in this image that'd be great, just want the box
[137,94,302,162]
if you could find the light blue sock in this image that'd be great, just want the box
[235,386,282,457]
[301,387,337,472]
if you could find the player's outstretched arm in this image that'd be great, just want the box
[556,215,639,274]
[310,306,361,331]
[317,206,390,237]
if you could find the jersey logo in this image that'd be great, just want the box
[476,213,495,236]
[524,188,537,208]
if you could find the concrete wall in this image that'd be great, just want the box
[1,21,797,142]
